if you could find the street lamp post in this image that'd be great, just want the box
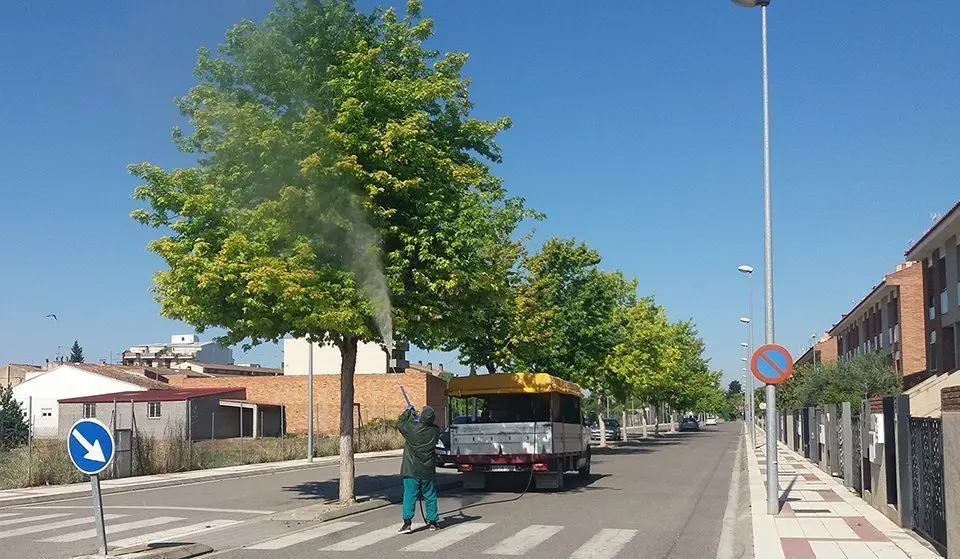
[739,313,755,444]
[732,0,778,515]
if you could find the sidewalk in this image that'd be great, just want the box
[747,429,941,559]
[0,448,402,507]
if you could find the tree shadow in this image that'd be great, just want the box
[283,472,462,502]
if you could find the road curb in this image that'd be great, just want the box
[270,478,461,523]
[74,543,212,559]
[0,450,403,508]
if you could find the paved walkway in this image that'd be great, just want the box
[747,430,941,559]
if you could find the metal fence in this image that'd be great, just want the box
[909,418,947,553]
[850,412,863,495]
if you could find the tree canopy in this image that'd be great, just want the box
[68,340,84,364]
[131,0,531,502]
[778,352,902,409]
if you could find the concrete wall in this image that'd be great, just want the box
[282,338,389,375]
[167,371,447,434]
[941,386,960,559]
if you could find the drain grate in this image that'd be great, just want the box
[793,509,832,514]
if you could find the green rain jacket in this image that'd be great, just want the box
[397,407,441,479]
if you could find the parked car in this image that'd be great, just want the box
[590,418,623,441]
[678,416,700,432]
[705,417,718,426]
[436,415,475,467]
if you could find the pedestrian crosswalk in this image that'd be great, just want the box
[4,507,642,558]
[246,519,640,557]
[0,509,240,552]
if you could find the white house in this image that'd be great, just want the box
[121,334,233,367]
[12,364,170,437]
[282,338,409,375]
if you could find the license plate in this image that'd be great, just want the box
[487,465,516,472]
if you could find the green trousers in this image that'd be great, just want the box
[402,477,438,522]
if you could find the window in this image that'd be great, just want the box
[930,331,938,371]
[82,403,96,418]
[147,402,162,419]
[40,408,52,418]
[929,295,936,320]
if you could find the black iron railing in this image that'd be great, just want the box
[909,417,947,554]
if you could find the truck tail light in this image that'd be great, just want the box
[532,463,548,472]
[458,464,473,472]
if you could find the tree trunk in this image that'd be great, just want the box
[598,415,607,447]
[653,406,660,437]
[338,335,358,503]
[670,411,678,433]
[621,409,627,441]
[641,407,648,439]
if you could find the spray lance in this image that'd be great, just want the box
[400,385,419,422]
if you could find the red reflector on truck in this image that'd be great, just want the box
[532,463,548,471]
[458,464,473,472]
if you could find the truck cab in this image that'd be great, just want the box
[446,373,591,490]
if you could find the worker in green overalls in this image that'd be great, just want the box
[396,405,441,533]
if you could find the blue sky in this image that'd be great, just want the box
[2,1,958,389]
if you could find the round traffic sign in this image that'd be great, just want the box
[67,418,115,476]
[750,343,794,385]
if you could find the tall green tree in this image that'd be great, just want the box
[131,0,528,502]
[510,237,636,392]
[727,380,742,396]
[0,387,29,451]
[780,353,901,409]
[69,340,84,363]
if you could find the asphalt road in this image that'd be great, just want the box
[4,422,747,559]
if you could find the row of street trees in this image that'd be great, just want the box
[131,0,724,502]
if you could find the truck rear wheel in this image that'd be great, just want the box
[578,449,591,479]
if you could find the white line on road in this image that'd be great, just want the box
[38,516,184,543]
[108,519,239,549]
[0,514,125,540]
[0,513,71,527]
[247,521,361,550]
[17,505,273,515]
[0,513,21,520]
[320,525,399,551]
[569,528,638,559]
[401,522,494,552]
[483,524,564,555]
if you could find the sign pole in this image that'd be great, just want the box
[90,474,108,556]
[750,343,793,516]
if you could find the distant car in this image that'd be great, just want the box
[705,417,718,426]
[436,415,474,467]
[590,418,623,441]
[678,417,700,432]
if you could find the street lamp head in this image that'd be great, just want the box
[740,342,749,347]
[737,265,754,274]
[739,317,750,324]
[741,357,748,362]
[731,0,770,7]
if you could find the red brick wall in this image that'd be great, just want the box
[167,372,448,434]
[889,263,927,377]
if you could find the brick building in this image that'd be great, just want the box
[166,370,448,435]
[828,261,926,379]
[794,334,838,368]
[905,201,960,376]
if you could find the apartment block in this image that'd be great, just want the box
[828,261,926,379]
[794,334,838,368]
[905,200,960,375]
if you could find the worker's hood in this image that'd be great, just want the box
[420,406,436,425]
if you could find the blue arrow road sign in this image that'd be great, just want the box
[67,418,115,476]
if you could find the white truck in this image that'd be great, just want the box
[446,373,591,490]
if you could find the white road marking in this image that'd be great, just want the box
[0,514,21,520]
[247,521,361,550]
[38,516,184,543]
[0,513,71,527]
[483,524,564,555]
[401,522,494,552]
[108,519,239,549]
[321,525,399,551]
[18,505,272,515]
[0,514,125,540]
[570,528,638,559]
